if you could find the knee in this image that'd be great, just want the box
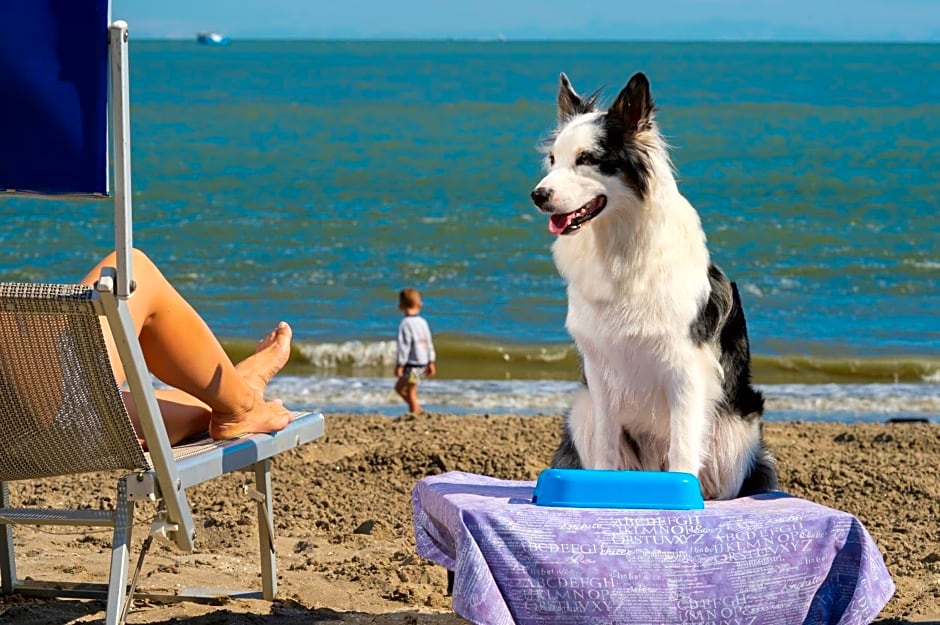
[101,247,157,272]
[130,248,156,271]
[128,248,169,286]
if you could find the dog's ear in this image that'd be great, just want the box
[609,72,655,134]
[557,73,582,122]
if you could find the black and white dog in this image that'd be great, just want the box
[530,72,777,500]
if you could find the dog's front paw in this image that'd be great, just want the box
[667,454,701,479]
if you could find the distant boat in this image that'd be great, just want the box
[196,32,229,46]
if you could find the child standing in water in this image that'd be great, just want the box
[394,287,436,414]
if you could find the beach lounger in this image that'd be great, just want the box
[0,5,324,624]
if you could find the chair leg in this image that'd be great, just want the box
[0,481,16,595]
[104,476,135,625]
[253,459,276,600]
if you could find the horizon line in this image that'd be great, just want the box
[130,35,940,44]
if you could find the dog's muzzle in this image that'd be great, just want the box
[531,187,552,211]
[531,185,607,236]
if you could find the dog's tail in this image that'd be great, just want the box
[737,435,778,497]
[551,418,583,469]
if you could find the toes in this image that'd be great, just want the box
[275,322,292,342]
[256,322,292,352]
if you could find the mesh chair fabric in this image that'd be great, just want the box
[0,282,148,480]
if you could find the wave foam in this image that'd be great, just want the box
[281,338,940,385]
[261,376,940,422]
[296,340,397,368]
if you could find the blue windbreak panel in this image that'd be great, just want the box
[0,0,110,196]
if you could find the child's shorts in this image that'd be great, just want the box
[400,365,427,385]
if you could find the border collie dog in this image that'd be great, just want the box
[530,72,777,500]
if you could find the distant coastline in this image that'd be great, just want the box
[131,37,940,44]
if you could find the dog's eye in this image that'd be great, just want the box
[548,153,555,166]
[576,152,597,166]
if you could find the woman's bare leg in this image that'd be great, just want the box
[121,388,212,445]
[81,249,292,444]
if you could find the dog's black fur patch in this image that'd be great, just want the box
[551,425,582,469]
[737,438,778,496]
[599,73,657,198]
[597,117,654,199]
[690,265,765,422]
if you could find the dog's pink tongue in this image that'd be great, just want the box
[549,213,573,235]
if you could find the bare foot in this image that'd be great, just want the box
[208,322,294,440]
[209,396,293,441]
[235,321,293,395]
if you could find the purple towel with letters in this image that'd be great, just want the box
[412,471,894,625]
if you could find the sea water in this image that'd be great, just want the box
[1,41,937,421]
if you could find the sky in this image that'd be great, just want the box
[114,0,940,42]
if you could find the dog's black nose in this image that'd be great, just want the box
[531,187,552,209]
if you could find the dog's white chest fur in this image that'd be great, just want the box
[553,192,710,339]
[553,191,722,467]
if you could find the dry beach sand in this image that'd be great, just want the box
[1,413,938,624]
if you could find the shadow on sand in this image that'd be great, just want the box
[0,597,470,625]
[2,597,937,625]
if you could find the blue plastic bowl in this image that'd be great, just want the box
[532,468,705,510]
